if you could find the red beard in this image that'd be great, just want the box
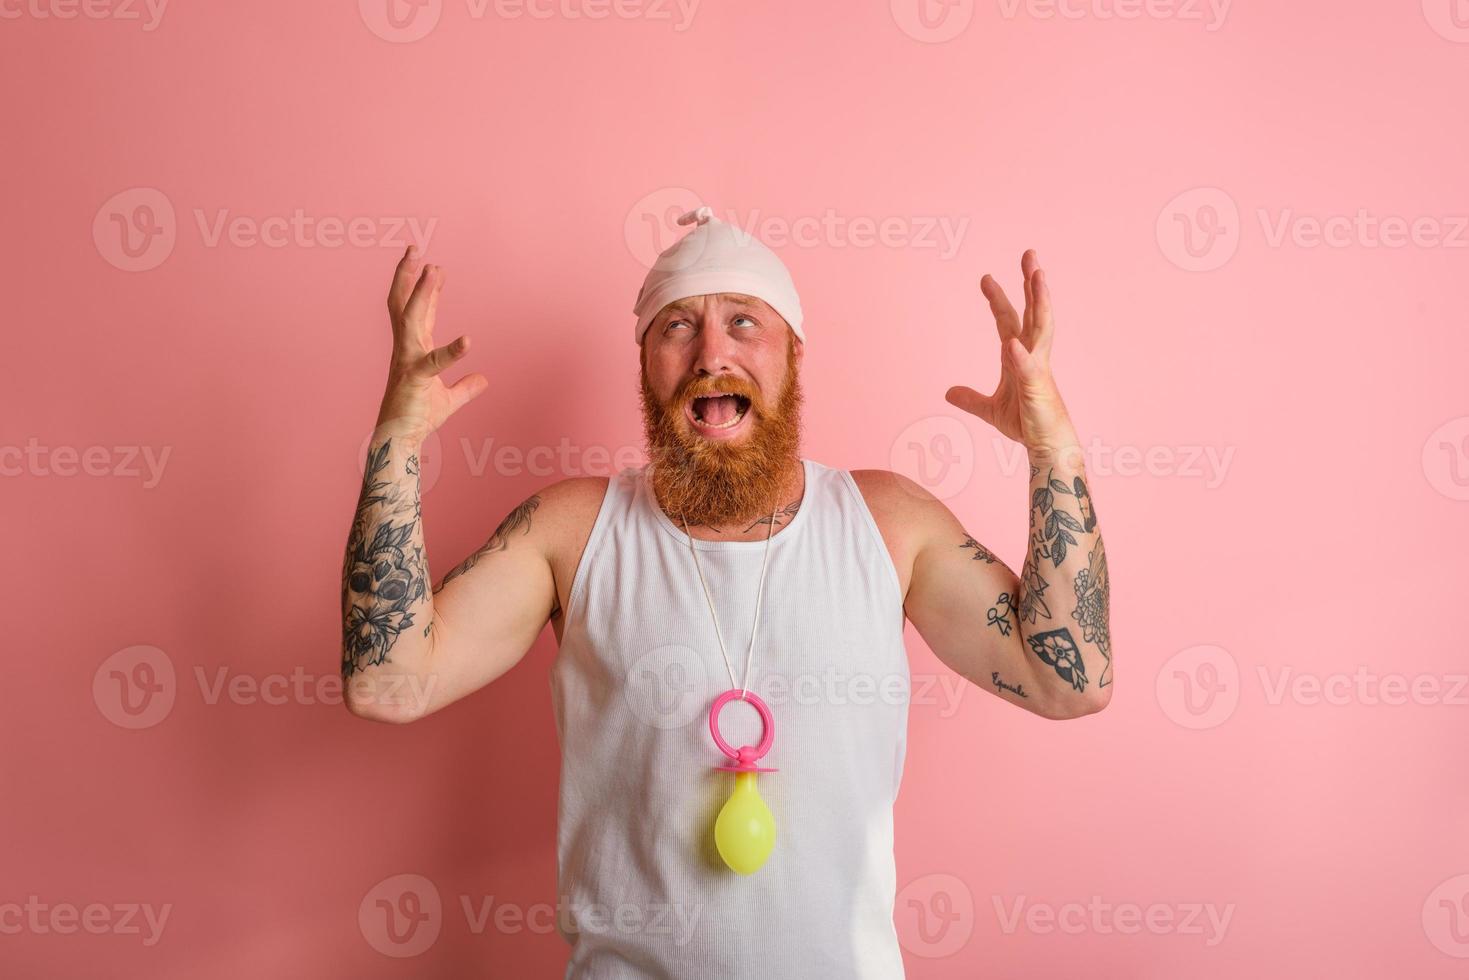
[638,339,803,530]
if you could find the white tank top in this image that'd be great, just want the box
[550,457,911,978]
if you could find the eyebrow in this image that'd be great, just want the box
[661,294,765,318]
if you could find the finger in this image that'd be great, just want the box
[945,384,997,426]
[422,333,471,378]
[1030,267,1056,354]
[1004,336,1046,387]
[446,372,490,416]
[980,274,1022,343]
[402,263,441,347]
[1020,249,1038,340]
[388,245,421,325]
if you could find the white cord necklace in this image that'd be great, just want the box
[679,504,778,699]
[679,496,786,876]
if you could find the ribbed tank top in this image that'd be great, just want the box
[550,457,910,979]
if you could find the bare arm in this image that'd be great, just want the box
[896,453,1111,719]
[904,248,1114,719]
[339,247,561,723]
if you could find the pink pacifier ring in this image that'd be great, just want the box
[709,689,778,773]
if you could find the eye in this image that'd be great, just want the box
[732,314,758,329]
[665,318,690,332]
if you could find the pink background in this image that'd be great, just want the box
[4,0,1468,976]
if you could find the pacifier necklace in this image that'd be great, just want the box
[680,503,780,875]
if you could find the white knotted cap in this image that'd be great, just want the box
[632,206,805,345]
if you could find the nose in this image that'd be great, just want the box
[690,315,737,377]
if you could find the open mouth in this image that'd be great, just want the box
[686,392,752,433]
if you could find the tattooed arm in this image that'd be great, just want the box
[341,432,566,722]
[340,246,562,723]
[893,248,1112,718]
[860,458,1111,719]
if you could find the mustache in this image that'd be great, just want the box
[676,376,759,406]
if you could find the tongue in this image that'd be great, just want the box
[700,395,740,425]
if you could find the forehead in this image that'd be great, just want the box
[656,292,776,320]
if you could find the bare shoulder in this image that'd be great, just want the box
[530,474,610,551]
[847,468,956,598]
[531,475,611,620]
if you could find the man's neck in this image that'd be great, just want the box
[670,458,806,542]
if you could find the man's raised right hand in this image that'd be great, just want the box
[375,245,489,442]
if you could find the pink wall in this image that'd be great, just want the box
[4,0,1467,976]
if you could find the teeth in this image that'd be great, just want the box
[692,403,748,429]
[702,408,747,429]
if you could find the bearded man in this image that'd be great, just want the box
[340,206,1113,978]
